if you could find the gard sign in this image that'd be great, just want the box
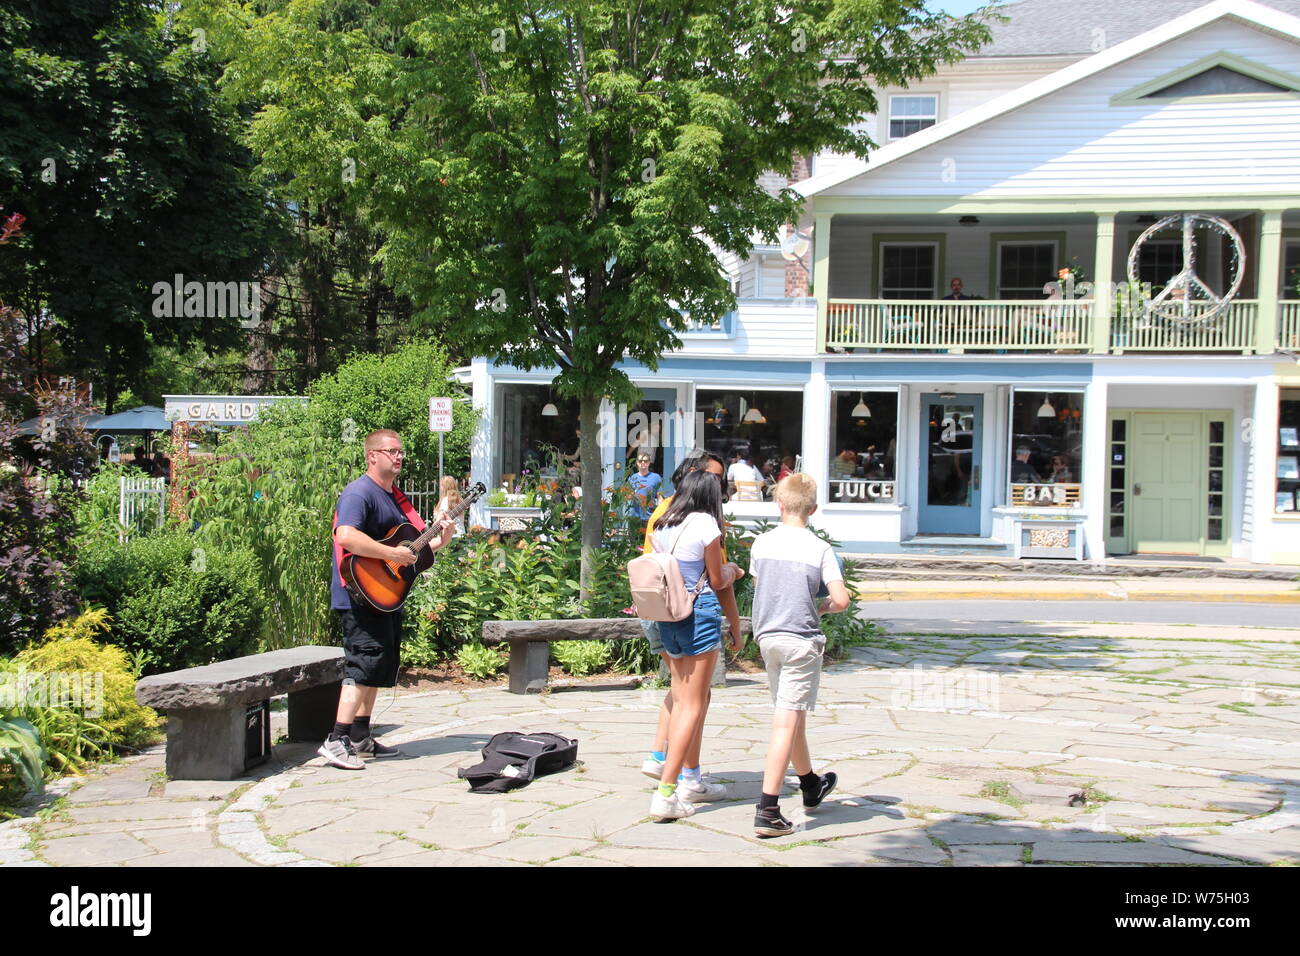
[163,395,303,425]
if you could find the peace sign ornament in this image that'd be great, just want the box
[1126,213,1246,325]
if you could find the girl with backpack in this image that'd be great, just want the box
[645,469,744,821]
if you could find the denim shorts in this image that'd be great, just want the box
[640,619,665,654]
[656,591,722,659]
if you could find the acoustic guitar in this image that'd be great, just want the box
[341,482,487,612]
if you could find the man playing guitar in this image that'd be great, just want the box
[321,429,454,770]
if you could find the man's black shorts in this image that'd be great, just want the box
[338,605,403,687]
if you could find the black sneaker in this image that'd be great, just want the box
[353,736,401,758]
[802,771,837,809]
[753,806,794,838]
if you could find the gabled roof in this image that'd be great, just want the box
[969,0,1300,58]
[798,0,1300,199]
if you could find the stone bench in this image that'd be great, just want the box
[135,647,344,781]
[482,617,752,694]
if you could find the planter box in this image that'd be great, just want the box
[488,506,542,531]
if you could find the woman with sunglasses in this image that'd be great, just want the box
[645,469,745,821]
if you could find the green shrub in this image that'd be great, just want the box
[72,531,263,674]
[17,610,162,752]
[455,642,505,680]
[552,640,609,677]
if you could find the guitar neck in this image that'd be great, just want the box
[407,488,482,551]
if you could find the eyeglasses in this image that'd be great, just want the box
[372,447,406,459]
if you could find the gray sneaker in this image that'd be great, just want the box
[318,735,365,770]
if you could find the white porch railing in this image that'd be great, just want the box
[1110,300,1258,352]
[1280,301,1300,351]
[826,299,1093,352]
[824,297,1268,353]
[118,475,166,542]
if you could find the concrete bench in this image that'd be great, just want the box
[135,647,344,780]
[482,617,752,694]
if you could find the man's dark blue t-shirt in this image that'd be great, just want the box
[331,474,411,611]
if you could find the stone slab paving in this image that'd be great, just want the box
[5,622,1300,868]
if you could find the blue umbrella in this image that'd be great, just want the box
[89,405,170,432]
[16,410,104,436]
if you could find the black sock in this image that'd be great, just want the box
[758,792,780,811]
[331,722,351,741]
[351,716,371,741]
[798,771,821,792]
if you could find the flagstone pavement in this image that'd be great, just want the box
[3,623,1299,868]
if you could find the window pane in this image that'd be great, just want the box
[829,392,898,502]
[1111,467,1124,490]
[1009,392,1084,507]
[1110,492,1125,512]
[891,96,936,117]
[1208,518,1223,541]
[1279,393,1300,512]
[889,117,935,138]
[498,384,580,486]
[1208,445,1223,468]
[881,245,936,299]
[1112,419,1126,441]
[998,243,1056,299]
[1208,496,1222,517]
[1110,515,1125,537]
[1209,420,1224,443]
[695,389,803,499]
[926,401,976,507]
[1137,240,1184,291]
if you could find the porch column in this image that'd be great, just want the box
[469,360,492,529]
[1249,379,1281,563]
[813,212,832,353]
[1081,379,1109,561]
[1256,211,1283,355]
[1090,213,1115,354]
[805,360,831,508]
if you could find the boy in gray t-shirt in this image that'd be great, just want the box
[749,473,851,837]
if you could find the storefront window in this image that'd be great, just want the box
[1009,391,1084,507]
[1278,390,1300,513]
[696,389,802,499]
[497,384,580,487]
[828,391,899,503]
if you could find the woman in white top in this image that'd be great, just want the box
[432,476,465,535]
[646,470,744,821]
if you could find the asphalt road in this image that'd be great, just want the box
[857,600,1300,630]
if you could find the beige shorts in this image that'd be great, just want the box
[759,634,826,711]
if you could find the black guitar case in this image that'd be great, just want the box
[457,732,579,793]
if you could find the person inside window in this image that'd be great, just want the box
[1046,453,1074,483]
[831,448,857,478]
[1011,445,1041,483]
[778,455,796,481]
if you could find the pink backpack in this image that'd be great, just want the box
[627,517,708,622]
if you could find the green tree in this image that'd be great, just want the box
[0,0,284,411]
[190,0,993,596]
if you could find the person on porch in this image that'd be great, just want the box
[942,277,976,300]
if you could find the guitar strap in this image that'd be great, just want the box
[333,483,428,589]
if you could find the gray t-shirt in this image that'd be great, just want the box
[750,525,843,641]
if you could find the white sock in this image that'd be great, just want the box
[679,766,702,785]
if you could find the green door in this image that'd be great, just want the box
[1130,412,1202,554]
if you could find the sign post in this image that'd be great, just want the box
[428,397,453,483]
